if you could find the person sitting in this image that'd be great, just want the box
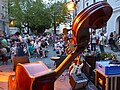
[0,45,8,64]
[27,39,35,57]
[55,42,64,55]
[10,43,17,62]
[34,40,40,58]
[40,40,48,58]
[16,43,25,57]
[1,35,10,52]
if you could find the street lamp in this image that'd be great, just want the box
[9,20,14,27]
[10,21,14,26]
[66,0,81,17]
[66,0,81,37]
[66,1,76,11]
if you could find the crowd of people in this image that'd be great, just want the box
[108,31,120,51]
[0,30,120,65]
[90,30,120,53]
[0,32,66,64]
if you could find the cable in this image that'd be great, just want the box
[58,70,69,82]
[87,81,96,90]
[88,83,94,90]
[58,74,66,82]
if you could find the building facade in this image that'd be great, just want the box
[75,0,120,37]
[107,0,120,36]
[0,0,9,35]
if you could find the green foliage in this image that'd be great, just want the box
[8,0,69,34]
[97,52,116,60]
[49,1,68,24]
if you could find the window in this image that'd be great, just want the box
[93,0,96,3]
[86,3,89,6]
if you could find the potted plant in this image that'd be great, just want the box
[97,52,116,60]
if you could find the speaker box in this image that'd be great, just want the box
[70,73,88,90]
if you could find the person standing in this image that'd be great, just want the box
[91,31,97,52]
[108,32,115,50]
[15,32,23,43]
[99,33,106,52]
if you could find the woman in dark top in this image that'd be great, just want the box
[108,32,115,50]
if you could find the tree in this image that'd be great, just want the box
[27,0,52,33]
[8,0,69,34]
[49,1,69,34]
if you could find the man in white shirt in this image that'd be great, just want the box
[91,31,97,52]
